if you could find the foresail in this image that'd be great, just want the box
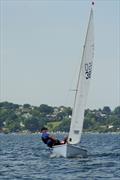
[68,8,94,144]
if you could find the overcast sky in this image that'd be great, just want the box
[0,0,120,110]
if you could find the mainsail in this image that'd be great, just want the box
[68,8,94,144]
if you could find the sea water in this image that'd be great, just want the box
[0,133,120,180]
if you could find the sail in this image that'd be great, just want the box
[68,8,94,144]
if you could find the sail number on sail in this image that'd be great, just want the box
[85,62,92,79]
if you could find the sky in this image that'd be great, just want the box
[0,0,120,110]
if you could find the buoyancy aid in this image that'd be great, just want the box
[41,132,55,145]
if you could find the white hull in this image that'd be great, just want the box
[51,144,87,158]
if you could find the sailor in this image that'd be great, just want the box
[41,127,67,148]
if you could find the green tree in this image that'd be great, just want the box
[56,112,66,120]
[24,116,47,132]
[114,106,120,116]
[55,118,70,132]
[5,120,21,132]
[24,117,40,132]
[102,106,111,115]
[83,117,95,129]
[23,104,31,109]
[0,101,19,110]
[39,104,54,115]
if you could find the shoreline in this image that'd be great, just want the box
[0,131,120,135]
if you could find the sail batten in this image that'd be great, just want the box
[68,8,94,144]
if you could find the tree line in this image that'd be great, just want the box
[0,102,120,133]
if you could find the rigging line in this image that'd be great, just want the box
[0,37,2,101]
[118,1,120,105]
[0,0,86,1]
[0,2,7,102]
[0,1,2,101]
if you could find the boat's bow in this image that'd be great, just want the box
[52,144,87,158]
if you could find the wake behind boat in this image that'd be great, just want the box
[51,3,94,158]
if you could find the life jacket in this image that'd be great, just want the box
[41,136,49,144]
[41,132,61,147]
[41,133,55,145]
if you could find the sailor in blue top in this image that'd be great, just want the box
[41,127,67,148]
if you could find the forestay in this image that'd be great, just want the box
[68,8,94,144]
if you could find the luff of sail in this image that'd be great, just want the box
[68,8,94,144]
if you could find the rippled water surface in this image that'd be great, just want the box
[0,133,120,180]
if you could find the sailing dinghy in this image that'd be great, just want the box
[52,4,94,158]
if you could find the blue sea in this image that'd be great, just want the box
[0,133,120,180]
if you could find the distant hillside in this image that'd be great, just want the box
[0,102,120,133]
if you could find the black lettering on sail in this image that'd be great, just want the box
[85,62,92,79]
[74,130,80,134]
